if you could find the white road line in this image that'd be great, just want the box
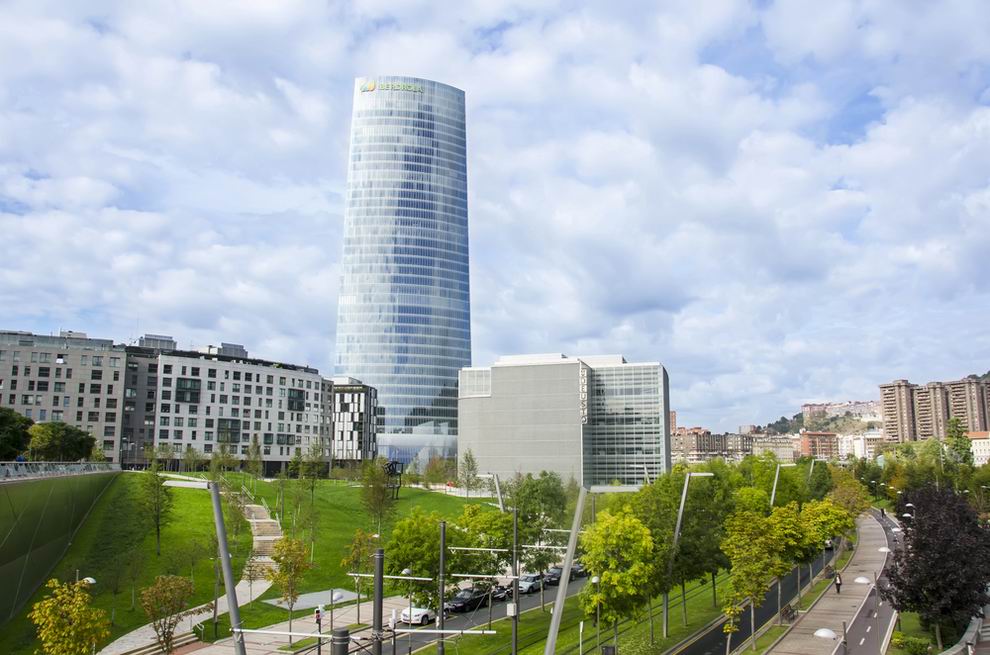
[859,637,866,645]
[867,625,872,632]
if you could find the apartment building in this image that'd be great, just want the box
[800,431,839,460]
[671,428,730,464]
[880,377,989,442]
[328,377,380,462]
[0,331,127,461]
[751,434,798,462]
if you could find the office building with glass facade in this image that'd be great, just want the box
[458,354,671,486]
[335,76,471,464]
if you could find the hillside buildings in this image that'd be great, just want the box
[801,400,881,424]
[1,330,380,471]
[458,354,671,486]
[799,431,839,460]
[335,76,471,465]
[880,377,990,441]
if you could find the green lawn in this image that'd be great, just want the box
[886,612,961,655]
[0,473,251,655]
[752,625,788,654]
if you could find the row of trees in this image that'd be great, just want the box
[0,408,99,461]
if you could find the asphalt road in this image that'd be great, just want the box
[388,577,589,653]
[844,509,898,655]
[676,549,834,655]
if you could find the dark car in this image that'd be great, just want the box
[545,566,576,586]
[445,587,489,613]
[491,584,510,601]
[572,562,588,578]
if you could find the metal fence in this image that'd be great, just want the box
[0,461,120,483]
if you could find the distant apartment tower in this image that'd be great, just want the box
[913,382,949,440]
[881,377,989,441]
[671,428,730,464]
[880,380,917,441]
[800,431,839,460]
[458,354,671,486]
[335,76,471,464]
[0,330,127,461]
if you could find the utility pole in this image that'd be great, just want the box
[438,521,446,655]
[209,481,246,655]
[373,548,384,655]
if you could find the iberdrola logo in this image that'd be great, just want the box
[360,80,376,92]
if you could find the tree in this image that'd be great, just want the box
[946,418,974,467]
[157,442,176,472]
[361,457,395,533]
[883,487,990,650]
[342,528,379,625]
[828,467,871,517]
[733,486,770,515]
[767,503,814,623]
[27,422,95,461]
[287,451,304,479]
[507,471,567,611]
[244,555,267,602]
[87,444,108,462]
[29,578,111,655]
[579,509,656,648]
[459,448,480,496]
[0,406,32,459]
[384,508,471,611]
[245,436,264,479]
[267,537,313,646]
[722,510,776,651]
[182,445,204,473]
[140,575,196,654]
[424,455,455,485]
[140,461,174,556]
[301,442,326,504]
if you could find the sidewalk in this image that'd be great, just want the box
[190,595,410,655]
[766,513,888,655]
[99,494,279,655]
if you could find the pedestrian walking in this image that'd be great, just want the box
[835,572,843,595]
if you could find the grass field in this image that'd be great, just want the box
[0,472,252,655]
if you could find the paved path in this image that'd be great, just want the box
[767,513,889,655]
[99,492,279,655]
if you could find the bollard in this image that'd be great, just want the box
[331,627,350,655]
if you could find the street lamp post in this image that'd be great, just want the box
[664,471,714,639]
[854,572,882,654]
[591,576,601,651]
[401,568,413,654]
[330,591,344,632]
[770,464,797,507]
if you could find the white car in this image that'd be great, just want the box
[518,574,543,594]
[400,607,436,625]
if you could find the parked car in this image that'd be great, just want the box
[491,584,511,601]
[572,562,588,578]
[518,573,543,594]
[400,607,437,625]
[445,587,489,613]
[824,538,834,550]
[545,566,575,586]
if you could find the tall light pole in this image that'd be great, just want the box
[401,568,413,654]
[770,463,797,507]
[591,575,601,651]
[854,572,882,654]
[663,471,714,639]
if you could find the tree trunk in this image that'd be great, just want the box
[750,597,756,651]
[289,607,294,646]
[614,621,619,652]
[681,581,687,626]
[540,575,546,611]
[725,632,732,655]
[796,566,802,608]
[131,584,136,610]
[648,595,654,643]
[357,588,361,625]
[935,623,943,650]
[156,522,161,556]
[712,571,718,608]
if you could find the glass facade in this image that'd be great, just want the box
[335,76,471,461]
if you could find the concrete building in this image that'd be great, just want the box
[738,425,757,435]
[669,410,677,433]
[0,330,127,461]
[671,428,730,464]
[837,432,884,460]
[800,431,839,460]
[880,377,989,442]
[968,432,990,467]
[458,354,671,486]
[726,433,755,461]
[335,76,471,463]
[880,380,917,441]
[751,434,798,462]
[328,377,380,461]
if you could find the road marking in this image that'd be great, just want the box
[860,637,866,645]
[867,625,872,632]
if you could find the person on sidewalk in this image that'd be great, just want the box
[834,573,843,594]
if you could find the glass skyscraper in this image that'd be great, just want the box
[335,76,471,463]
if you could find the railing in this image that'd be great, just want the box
[936,603,988,655]
[0,461,120,482]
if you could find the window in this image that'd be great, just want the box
[78,383,85,393]
[188,405,198,415]
[147,376,157,386]
[162,377,172,387]
[109,357,120,368]
[160,416,170,426]
[39,352,52,363]
[89,384,100,394]
[106,385,113,395]
[31,352,39,363]
[103,426,115,437]
[65,368,72,379]
[148,363,158,373]
[55,368,62,379]
[91,369,102,380]
[208,368,217,378]
[76,411,82,421]
[204,444,213,453]
[52,410,63,421]
[104,412,116,422]
[187,418,198,427]
[191,367,200,376]
[163,364,172,374]
[38,409,47,421]
[160,429,169,439]
[161,390,172,400]
[106,398,117,408]
[88,411,100,422]
[77,397,84,407]
[23,366,30,376]
[25,409,32,419]
[205,431,213,441]
[92,356,103,367]
[36,381,48,392]
[56,353,66,364]
[174,417,184,427]
[54,382,65,392]
[113,371,119,381]
[38,367,50,378]
[174,430,183,439]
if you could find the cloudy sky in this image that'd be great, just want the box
[2,1,989,430]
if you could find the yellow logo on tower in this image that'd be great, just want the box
[360,79,424,94]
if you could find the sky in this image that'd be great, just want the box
[2,0,989,431]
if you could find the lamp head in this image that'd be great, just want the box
[591,576,600,584]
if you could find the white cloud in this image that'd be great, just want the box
[2,0,989,431]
